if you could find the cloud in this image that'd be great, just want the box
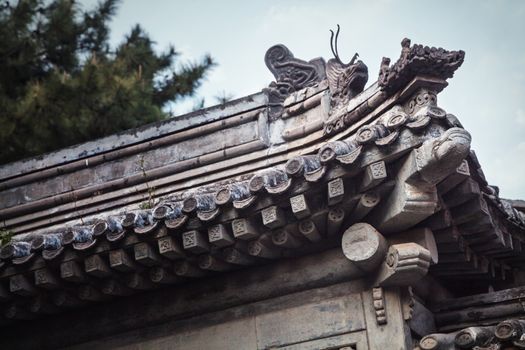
[516,109,525,127]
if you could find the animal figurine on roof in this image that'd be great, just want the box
[326,25,369,109]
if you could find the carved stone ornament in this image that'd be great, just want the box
[326,25,369,111]
[379,38,465,94]
[264,44,326,119]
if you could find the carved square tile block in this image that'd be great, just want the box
[158,236,184,259]
[262,206,286,229]
[328,178,345,206]
[231,219,259,240]
[290,194,311,219]
[182,230,209,254]
[208,224,235,247]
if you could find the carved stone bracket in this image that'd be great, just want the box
[341,223,433,287]
[373,242,432,287]
[369,127,471,233]
[379,38,465,95]
[264,44,326,119]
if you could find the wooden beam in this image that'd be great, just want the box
[341,223,387,272]
[298,219,322,242]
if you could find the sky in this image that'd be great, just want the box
[82,0,525,199]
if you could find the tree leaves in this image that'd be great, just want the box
[0,0,215,164]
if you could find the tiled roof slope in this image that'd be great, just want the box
[0,38,523,324]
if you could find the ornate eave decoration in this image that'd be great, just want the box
[326,25,369,112]
[378,38,465,94]
[264,44,326,119]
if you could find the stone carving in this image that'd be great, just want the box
[405,88,438,115]
[379,38,465,94]
[414,127,472,186]
[372,287,387,325]
[264,44,326,119]
[374,242,432,286]
[326,25,368,110]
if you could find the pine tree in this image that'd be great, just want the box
[0,0,215,164]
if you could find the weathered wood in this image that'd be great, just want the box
[298,219,322,242]
[408,299,436,337]
[326,207,345,236]
[450,196,490,225]
[374,243,432,286]
[370,178,438,234]
[248,237,280,259]
[149,266,179,284]
[207,224,235,247]
[388,228,438,264]
[419,332,457,350]
[182,230,209,254]
[126,272,156,290]
[53,291,85,308]
[198,255,232,272]
[341,222,388,272]
[442,177,480,208]
[174,261,206,278]
[436,302,525,329]
[494,319,525,342]
[436,159,470,194]
[100,279,132,296]
[5,304,36,320]
[109,249,137,272]
[454,326,495,348]
[348,192,380,223]
[222,247,255,266]
[421,209,453,231]
[29,295,59,314]
[271,228,303,248]
[0,284,11,302]
[78,285,109,302]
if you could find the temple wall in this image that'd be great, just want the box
[63,282,409,350]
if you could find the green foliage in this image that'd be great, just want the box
[0,0,215,164]
[0,229,13,247]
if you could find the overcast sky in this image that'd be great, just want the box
[82,0,525,199]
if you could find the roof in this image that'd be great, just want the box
[0,38,524,324]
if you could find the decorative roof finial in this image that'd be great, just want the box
[329,24,359,66]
